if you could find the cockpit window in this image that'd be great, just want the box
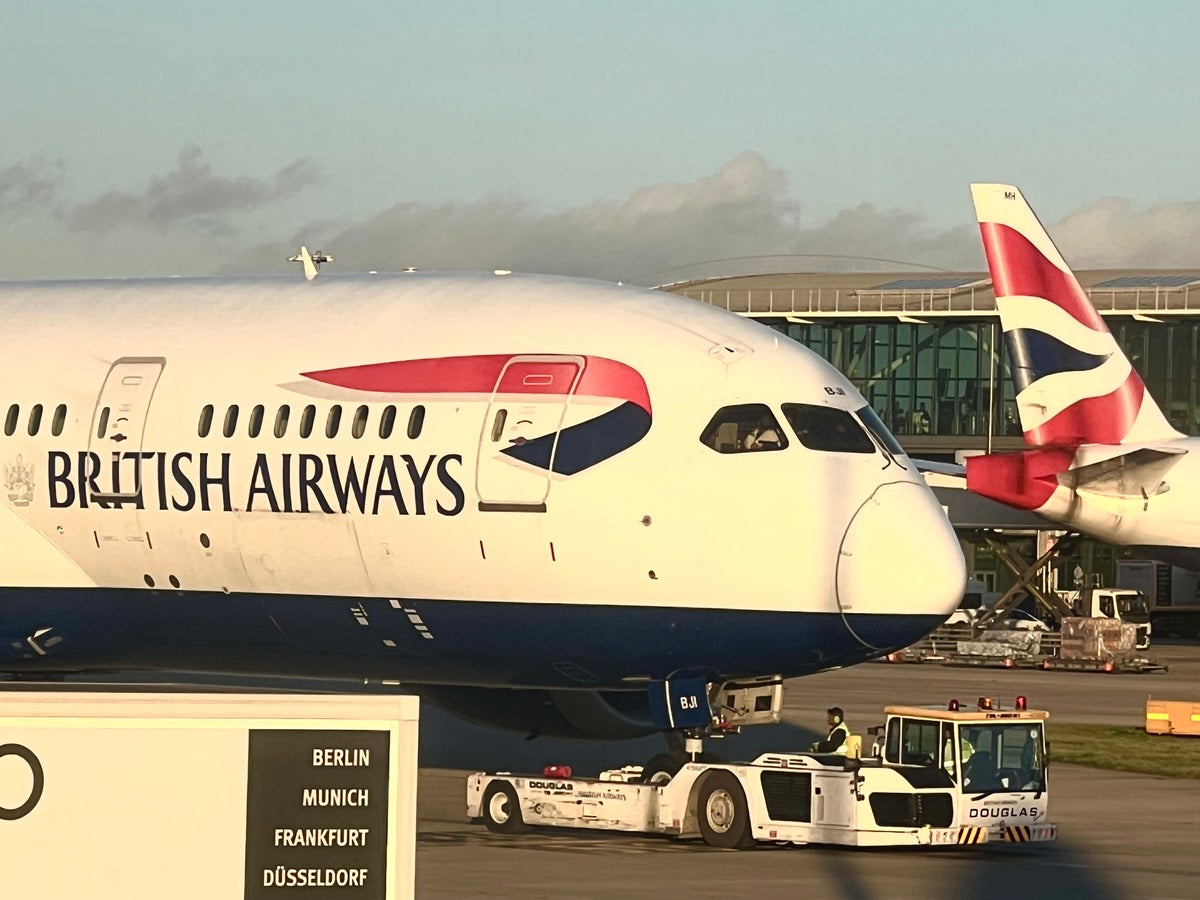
[856,405,906,456]
[700,404,788,453]
[781,404,874,453]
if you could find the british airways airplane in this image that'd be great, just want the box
[0,269,964,738]
[967,184,1200,569]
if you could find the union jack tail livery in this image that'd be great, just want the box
[966,185,1200,562]
[971,183,1180,447]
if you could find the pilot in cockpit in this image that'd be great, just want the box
[743,419,781,450]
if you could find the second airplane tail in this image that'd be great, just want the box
[970,183,1180,447]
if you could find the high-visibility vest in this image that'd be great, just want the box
[829,723,850,753]
[944,736,974,774]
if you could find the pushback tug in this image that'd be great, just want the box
[467,696,1057,849]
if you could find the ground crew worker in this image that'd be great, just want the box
[944,730,974,778]
[810,707,850,753]
[960,733,975,766]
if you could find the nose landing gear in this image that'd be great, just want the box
[641,675,783,782]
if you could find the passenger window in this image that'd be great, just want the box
[699,404,787,453]
[51,404,67,437]
[352,405,368,438]
[248,404,265,438]
[275,405,291,438]
[27,404,43,436]
[326,405,342,438]
[299,404,316,438]
[407,405,426,439]
[4,404,18,437]
[198,404,214,438]
[223,405,239,438]
[379,405,397,439]
[782,403,875,454]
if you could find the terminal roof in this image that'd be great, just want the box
[871,275,987,291]
[1093,274,1200,289]
[661,269,1200,318]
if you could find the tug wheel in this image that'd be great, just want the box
[696,771,754,849]
[481,781,528,834]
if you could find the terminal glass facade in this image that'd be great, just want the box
[773,319,1200,444]
[778,320,1014,440]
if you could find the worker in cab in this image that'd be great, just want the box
[810,707,850,753]
[943,730,974,779]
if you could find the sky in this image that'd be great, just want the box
[3,1,1200,282]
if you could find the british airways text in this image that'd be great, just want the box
[46,451,466,516]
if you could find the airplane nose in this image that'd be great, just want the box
[835,481,965,651]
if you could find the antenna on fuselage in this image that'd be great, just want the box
[289,246,333,281]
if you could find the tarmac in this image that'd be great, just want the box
[414,641,1200,899]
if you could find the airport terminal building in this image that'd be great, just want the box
[661,268,1200,588]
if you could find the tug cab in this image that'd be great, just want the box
[874,697,1050,839]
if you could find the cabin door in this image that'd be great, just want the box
[87,357,166,506]
[476,355,583,511]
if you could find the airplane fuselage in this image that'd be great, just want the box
[0,272,964,689]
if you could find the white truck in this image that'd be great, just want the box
[467,698,1057,849]
[1055,587,1152,650]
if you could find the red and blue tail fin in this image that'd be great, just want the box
[970,183,1180,446]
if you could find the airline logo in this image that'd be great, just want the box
[302,354,653,476]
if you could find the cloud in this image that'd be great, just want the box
[15,148,1200,279]
[253,152,985,283]
[784,204,980,276]
[0,157,63,213]
[68,146,321,233]
[1052,197,1200,269]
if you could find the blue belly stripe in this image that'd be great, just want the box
[0,588,944,688]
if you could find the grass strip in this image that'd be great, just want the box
[1049,723,1200,779]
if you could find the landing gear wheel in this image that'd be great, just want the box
[481,781,528,834]
[696,771,755,849]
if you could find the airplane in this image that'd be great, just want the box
[0,268,964,740]
[288,246,334,281]
[966,183,1200,569]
